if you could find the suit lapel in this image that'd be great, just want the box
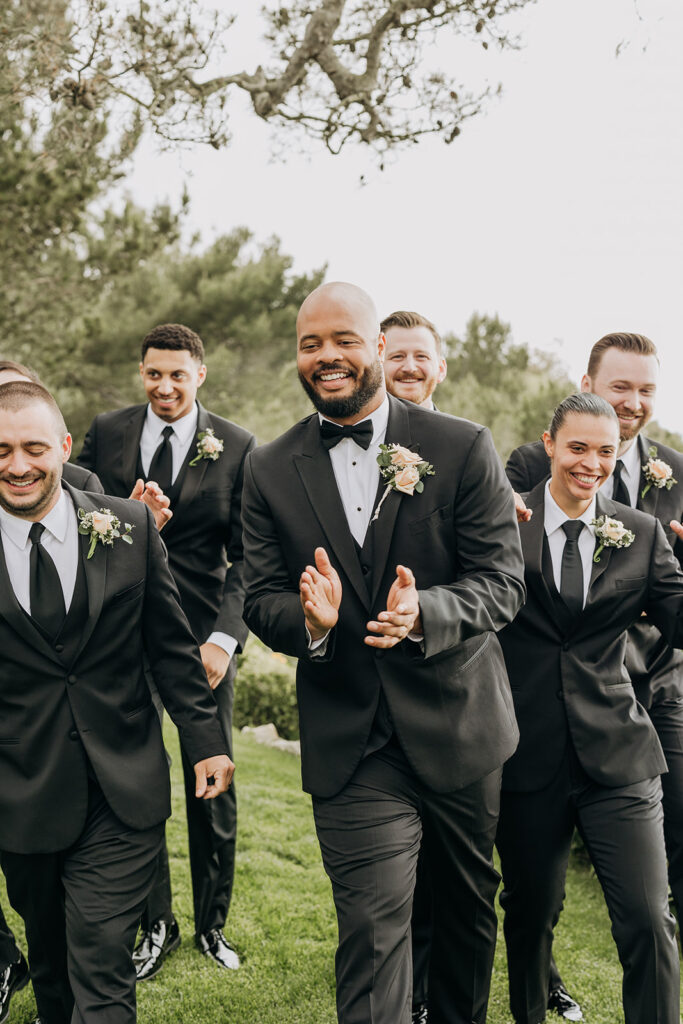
[519,481,558,617]
[63,484,107,661]
[293,416,370,608]
[159,403,211,539]
[369,397,412,606]
[120,406,147,492]
[636,434,660,516]
[587,490,615,594]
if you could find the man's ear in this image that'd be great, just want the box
[579,374,592,393]
[197,363,207,388]
[62,433,73,463]
[377,332,386,363]
[437,358,447,385]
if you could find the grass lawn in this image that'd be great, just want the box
[4,726,681,1023]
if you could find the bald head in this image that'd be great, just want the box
[296,282,386,423]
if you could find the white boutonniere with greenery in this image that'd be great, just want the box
[641,445,677,499]
[372,444,435,522]
[189,427,224,466]
[591,514,635,563]
[78,508,134,560]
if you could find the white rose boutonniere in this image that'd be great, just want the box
[372,443,435,522]
[591,514,635,563]
[78,508,134,560]
[641,445,677,499]
[189,428,224,466]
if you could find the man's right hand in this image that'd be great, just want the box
[514,491,533,523]
[299,546,342,641]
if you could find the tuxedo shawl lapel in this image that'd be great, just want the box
[0,532,63,665]
[63,484,107,661]
[369,396,412,607]
[518,481,565,641]
[636,434,660,517]
[293,416,370,609]
[159,402,211,540]
[120,405,147,492]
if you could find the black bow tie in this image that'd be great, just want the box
[320,419,373,451]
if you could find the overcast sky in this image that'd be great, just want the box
[124,0,683,433]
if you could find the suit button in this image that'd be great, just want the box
[67,674,77,685]
[361,564,370,575]
[69,729,79,741]
[55,643,64,653]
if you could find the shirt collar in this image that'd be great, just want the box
[318,395,390,444]
[0,487,71,551]
[618,438,641,479]
[146,402,198,446]
[544,479,597,538]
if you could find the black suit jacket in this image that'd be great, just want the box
[0,483,226,855]
[77,402,255,647]
[242,396,525,798]
[499,483,683,792]
[63,462,104,493]
[506,435,683,707]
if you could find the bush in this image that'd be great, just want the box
[234,637,299,740]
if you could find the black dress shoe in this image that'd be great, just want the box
[548,983,583,1021]
[411,1004,428,1024]
[133,916,180,981]
[196,928,240,970]
[0,953,29,1024]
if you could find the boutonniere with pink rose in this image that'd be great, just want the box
[641,445,677,499]
[590,514,635,563]
[189,427,224,466]
[371,444,435,522]
[78,508,134,559]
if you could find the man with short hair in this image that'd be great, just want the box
[0,380,231,1024]
[506,332,683,1020]
[242,282,525,1024]
[78,323,255,979]
[381,311,447,409]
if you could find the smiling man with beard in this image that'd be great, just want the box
[381,311,447,410]
[241,281,525,1024]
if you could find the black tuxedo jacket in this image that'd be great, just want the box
[506,434,683,707]
[63,462,103,493]
[77,402,255,647]
[499,483,683,792]
[242,396,525,798]
[0,483,226,855]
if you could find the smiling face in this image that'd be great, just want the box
[544,412,619,517]
[0,401,71,519]
[296,283,386,423]
[383,325,447,407]
[139,347,206,422]
[581,348,658,449]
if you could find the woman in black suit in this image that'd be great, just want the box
[496,391,683,1024]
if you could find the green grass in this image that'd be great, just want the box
[4,727,681,1022]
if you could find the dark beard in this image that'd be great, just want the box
[299,361,384,419]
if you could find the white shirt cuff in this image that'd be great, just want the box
[306,625,330,657]
[206,632,238,659]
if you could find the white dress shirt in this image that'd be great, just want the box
[606,439,641,508]
[139,404,199,483]
[0,489,78,614]
[140,402,236,660]
[544,481,597,608]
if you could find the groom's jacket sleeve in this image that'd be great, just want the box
[505,440,548,494]
[643,519,683,648]
[141,506,228,763]
[417,426,526,660]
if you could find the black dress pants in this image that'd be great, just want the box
[0,900,20,969]
[648,695,683,920]
[497,750,679,1024]
[141,661,236,937]
[2,777,163,1024]
[312,740,502,1024]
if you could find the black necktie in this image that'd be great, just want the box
[29,522,67,639]
[320,419,373,451]
[611,459,631,506]
[560,520,585,618]
[147,426,174,492]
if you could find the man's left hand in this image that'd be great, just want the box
[200,642,230,689]
[671,520,683,542]
[194,754,234,799]
[129,478,173,531]
[365,565,421,648]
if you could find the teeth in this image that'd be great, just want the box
[319,372,349,381]
[573,474,599,483]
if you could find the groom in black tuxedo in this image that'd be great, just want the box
[242,282,525,1024]
[77,323,255,979]
[0,380,231,1024]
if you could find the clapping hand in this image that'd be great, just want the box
[671,520,683,542]
[300,547,342,642]
[194,754,234,799]
[129,478,173,531]
[365,565,421,648]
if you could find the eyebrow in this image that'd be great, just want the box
[299,330,363,343]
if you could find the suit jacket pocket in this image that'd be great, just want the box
[0,737,19,745]
[615,576,647,591]
[198,487,232,501]
[109,579,145,607]
[411,503,452,534]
